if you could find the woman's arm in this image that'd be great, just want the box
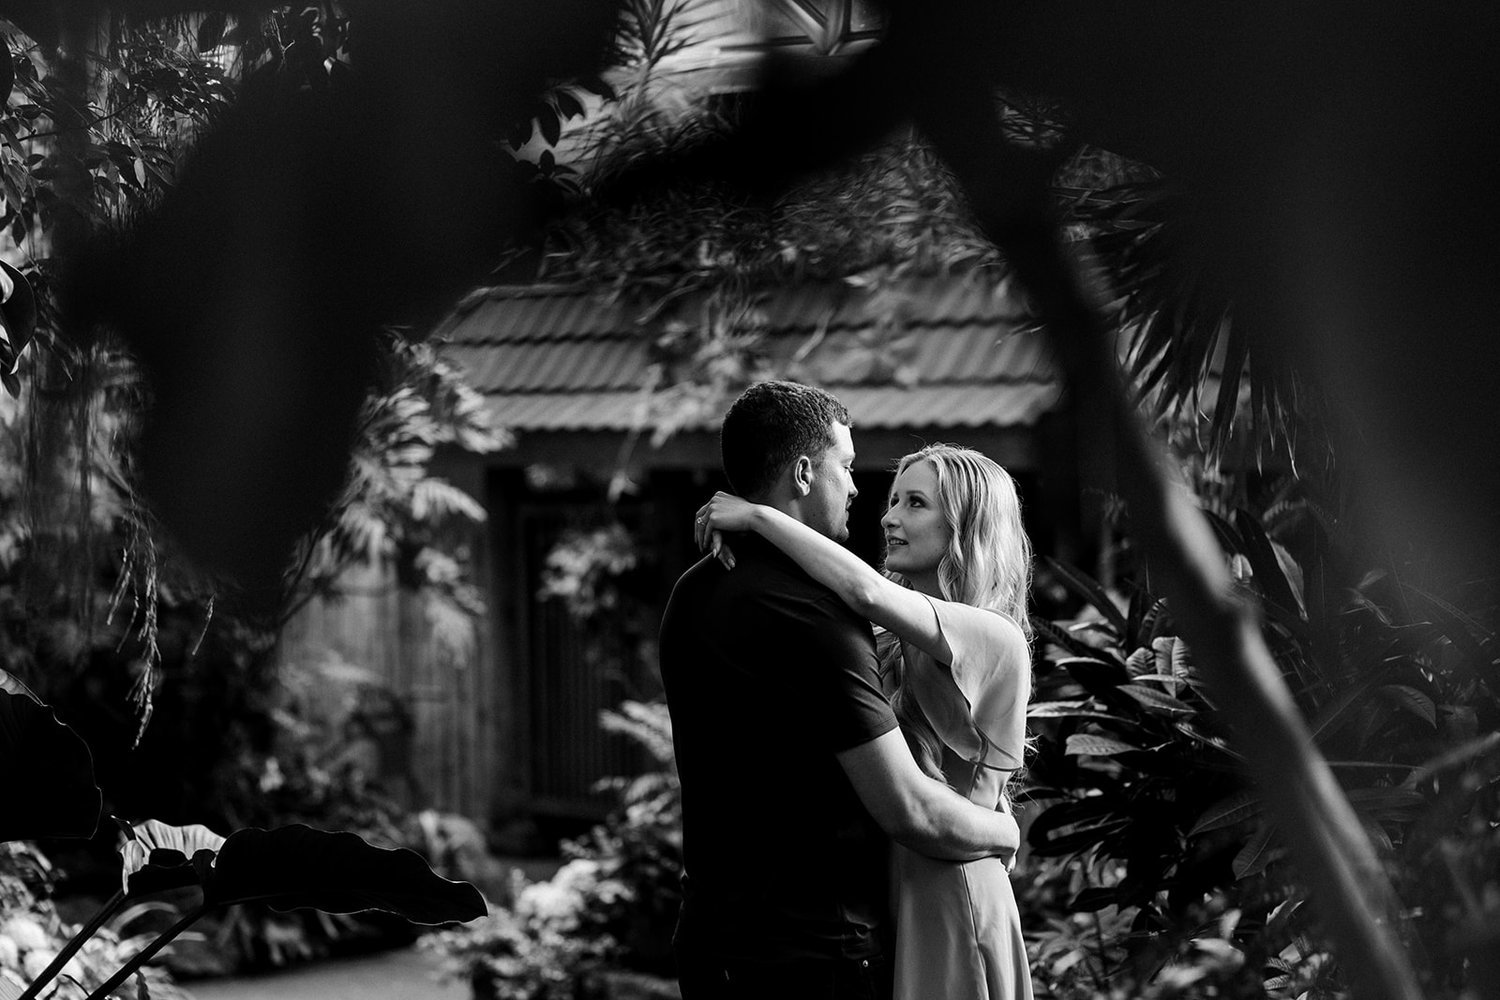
[696,492,952,662]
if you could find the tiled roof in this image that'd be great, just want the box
[435,275,1063,432]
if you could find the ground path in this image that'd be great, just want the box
[180,856,564,1000]
[183,945,464,1000]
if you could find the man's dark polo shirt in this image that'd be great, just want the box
[660,533,899,963]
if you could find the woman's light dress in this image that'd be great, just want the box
[879,596,1033,1000]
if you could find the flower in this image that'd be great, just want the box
[0,916,47,953]
[0,932,19,969]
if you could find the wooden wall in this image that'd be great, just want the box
[276,548,497,823]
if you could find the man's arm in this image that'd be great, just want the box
[838,728,1020,862]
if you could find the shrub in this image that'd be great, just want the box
[425,699,683,998]
[1022,497,1498,998]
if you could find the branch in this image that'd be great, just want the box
[865,7,1425,997]
[938,152,1425,1000]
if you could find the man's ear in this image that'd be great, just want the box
[791,455,814,496]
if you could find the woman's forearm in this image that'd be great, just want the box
[752,505,888,616]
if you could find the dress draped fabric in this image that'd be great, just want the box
[881,597,1034,1000]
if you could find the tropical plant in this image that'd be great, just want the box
[425,699,682,998]
[1023,486,1497,997]
[278,332,508,630]
[0,675,486,1000]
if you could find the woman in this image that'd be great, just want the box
[694,443,1034,1000]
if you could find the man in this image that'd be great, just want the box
[660,380,1020,1000]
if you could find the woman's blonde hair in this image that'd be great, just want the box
[880,444,1033,789]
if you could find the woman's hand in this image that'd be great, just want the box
[693,492,759,569]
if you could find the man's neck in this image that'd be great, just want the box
[748,491,804,526]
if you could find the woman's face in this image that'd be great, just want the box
[881,460,951,581]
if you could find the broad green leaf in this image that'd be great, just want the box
[1031,617,1115,662]
[1378,684,1437,728]
[1120,683,1193,715]
[1265,897,1304,940]
[1141,598,1171,641]
[1065,734,1139,756]
[1232,823,1276,879]
[1308,667,1392,746]
[1029,817,1132,856]
[1189,790,1261,837]
[1345,787,1427,822]
[1365,820,1394,854]
[1130,673,1184,684]
[0,674,101,842]
[1026,700,1089,718]
[537,106,561,146]
[1070,886,1119,912]
[1153,635,1176,678]
[1044,557,1129,638]
[1174,721,1242,759]
[1170,635,1192,680]
[1125,647,1153,676]
[555,89,585,119]
[207,824,486,924]
[1233,509,1302,615]
[1061,656,1130,690]
[1027,701,1133,723]
[118,818,227,895]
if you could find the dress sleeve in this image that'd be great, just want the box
[908,595,1031,771]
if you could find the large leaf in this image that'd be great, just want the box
[118,818,227,896]
[1189,790,1262,837]
[206,825,487,924]
[1027,699,1090,718]
[1403,583,1500,698]
[1027,700,1132,724]
[0,674,101,842]
[1377,684,1437,728]
[1119,683,1194,716]
[1032,616,1123,664]
[1070,886,1120,912]
[1062,656,1131,692]
[1028,797,1131,856]
[1308,666,1393,746]
[1044,557,1129,639]
[1231,822,1277,879]
[1344,787,1427,823]
[1232,509,1302,615]
[1065,734,1140,756]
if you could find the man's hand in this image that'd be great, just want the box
[838,728,1020,862]
[995,809,1020,872]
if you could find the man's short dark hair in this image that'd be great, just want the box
[721,381,852,496]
